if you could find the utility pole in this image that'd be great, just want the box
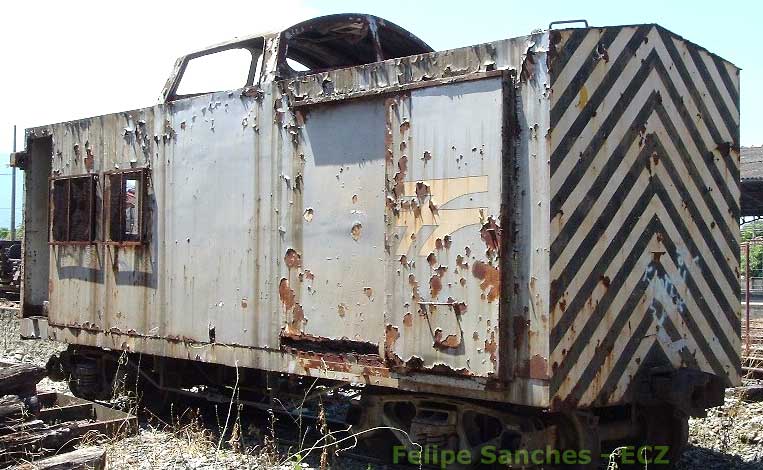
[10,125,16,241]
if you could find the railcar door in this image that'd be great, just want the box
[384,76,509,378]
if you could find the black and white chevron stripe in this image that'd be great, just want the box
[548,25,741,407]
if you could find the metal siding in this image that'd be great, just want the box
[384,78,504,377]
[547,25,741,409]
[32,30,563,409]
[293,99,388,343]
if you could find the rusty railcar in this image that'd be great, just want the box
[12,14,740,466]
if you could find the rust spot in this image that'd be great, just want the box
[435,238,443,250]
[408,274,421,302]
[384,324,400,358]
[652,251,665,262]
[284,248,302,269]
[399,255,408,266]
[84,147,94,171]
[398,155,408,174]
[338,303,348,317]
[559,299,567,312]
[392,172,405,199]
[600,276,611,288]
[456,255,467,269]
[484,331,497,364]
[651,151,659,166]
[412,200,422,220]
[399,120,410,133]
[351,222,363,241]
[352,194,358,204]
[427,252,437,267]
[443,235,452,250]
[433,329,461,349]
[363,287,373,299]
[464,246,471,257]
[422,151,432,163]
[428,200,439,216]
[429,275,443,298]
[459,277,466,287]
[241,298,248,309]
[480,216,501,257]
[303,270,315,281]
[717,141,731,158]
[595,43,609,63]
[471,261,500,303]
[415,181,430,200]
[287,304,305,335]
[403,312,413,327]
[527,354,549,380]
[279,278,296,309]
[436,266,447,277]
[520,50,536,82]
[452,302,467,315]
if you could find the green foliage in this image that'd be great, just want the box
[741,221,763,277]
[0,223,23,241]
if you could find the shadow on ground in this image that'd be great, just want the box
[677,444,763,469]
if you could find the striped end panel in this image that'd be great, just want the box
[547,25,741,409]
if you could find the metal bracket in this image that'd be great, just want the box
[10,151,28,170]
[548,19,590,30]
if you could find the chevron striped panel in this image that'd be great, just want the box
[547,25,741,408]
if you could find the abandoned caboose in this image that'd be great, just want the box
[11,14,740,467]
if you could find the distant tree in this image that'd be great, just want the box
[0,227,8,240]
[741,221,763,278]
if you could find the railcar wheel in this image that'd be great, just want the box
[352,391,600,469]
[550,412,601,470]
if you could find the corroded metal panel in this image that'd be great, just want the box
[383,78,505,378]
[289,98,388,343]
[547,25,741,409]
[21,28,554,408]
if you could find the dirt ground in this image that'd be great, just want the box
[2,301,762,469]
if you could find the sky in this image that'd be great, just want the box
[0,0,759,230]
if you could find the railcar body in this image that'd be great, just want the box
[13,14,740,465]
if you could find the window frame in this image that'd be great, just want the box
[48,174,98,245]
[103,168,149,246]
[164,39,265,102]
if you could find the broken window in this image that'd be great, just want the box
[278,16,433,78]
[106,169,147,243]
[50,175,97,243]
[173,42,264,99]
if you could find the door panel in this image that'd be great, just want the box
[385,77,507,377]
